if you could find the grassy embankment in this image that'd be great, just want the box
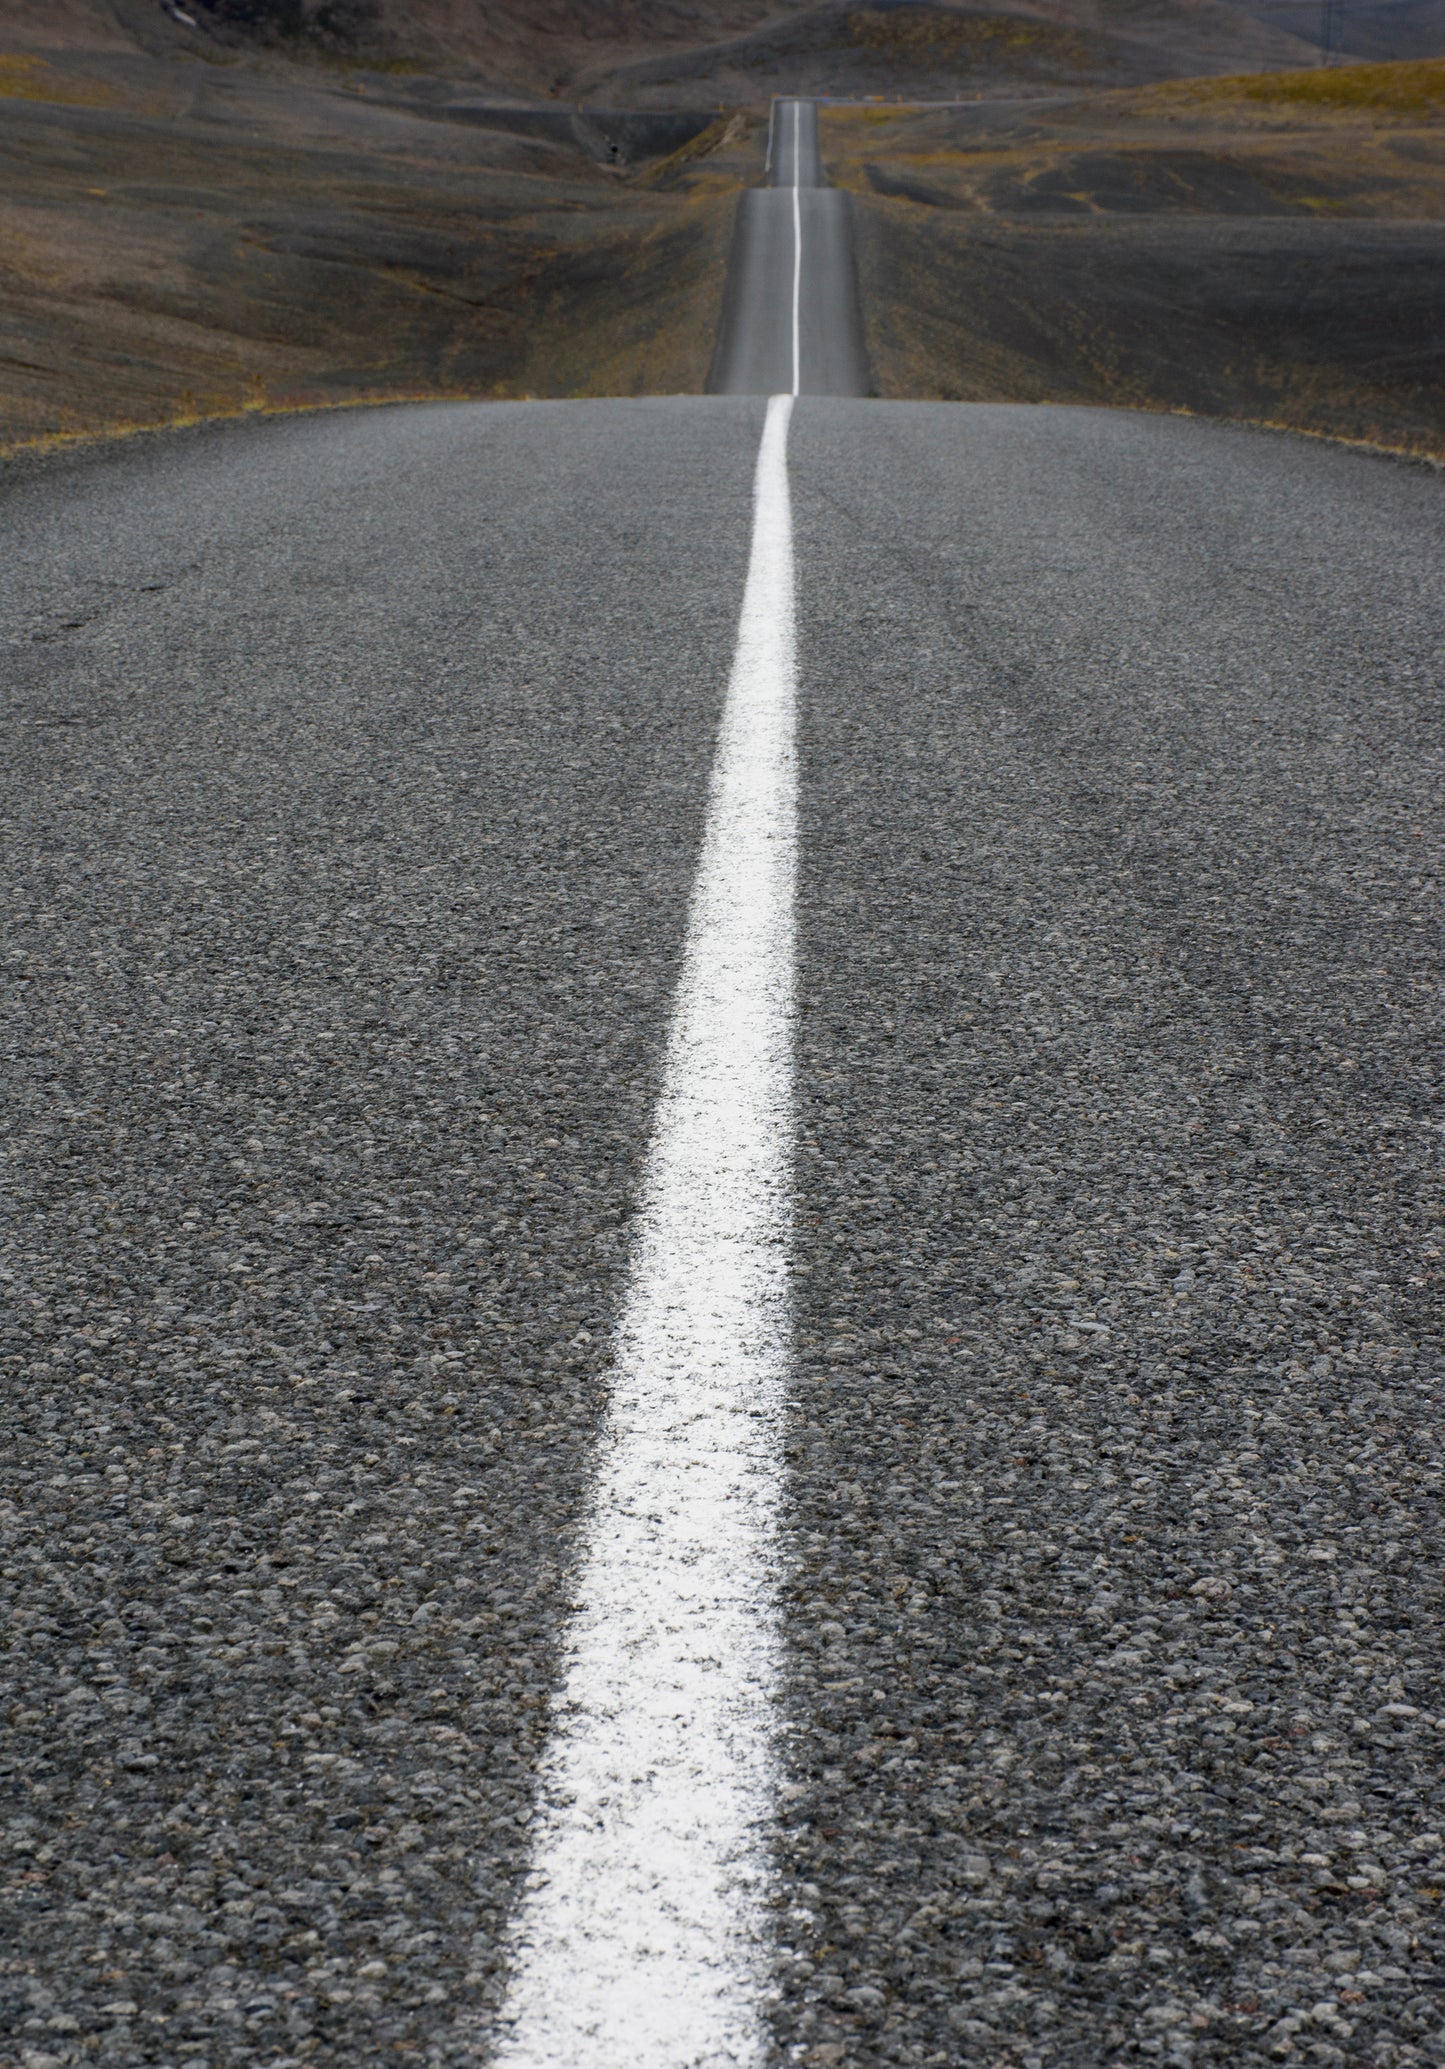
[826,58,1445,459]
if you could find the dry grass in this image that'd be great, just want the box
[0,51,120,106]
[0,67,748,448]
[829,77,1445,460]
[844,7,1090,60]
[1150,56,1445,119]
[641,110,752,186]
[1232,411,1445,465]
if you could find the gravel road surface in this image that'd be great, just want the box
[3,397,1443,2069]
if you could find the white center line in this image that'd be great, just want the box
[790,104,803,399]
[492,391,798,2069]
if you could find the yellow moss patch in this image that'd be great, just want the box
[846,7,1089,62]
[0,53,121,107]
[642,110,751,185]
[1232,413,1444,464]
[1154,56,1445,119]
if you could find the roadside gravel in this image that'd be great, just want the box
[0,398,761,2067]
[778,404,1445,2069]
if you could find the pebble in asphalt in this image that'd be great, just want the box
[2,397,1443,2069]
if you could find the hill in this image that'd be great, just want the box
[1,3,1442,456]
[825,57,1445,456]
[0,0,1352,101]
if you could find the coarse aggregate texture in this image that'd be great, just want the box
[3,396,1445,2069]
[0,396,766,2066]
[776,401,1445,2067]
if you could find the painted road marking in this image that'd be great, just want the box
[791,104,803,398]
[493,391,798,2068]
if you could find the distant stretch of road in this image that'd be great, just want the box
[708,98,871,398]
[3,96,1444,2069]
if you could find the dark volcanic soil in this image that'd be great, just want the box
[0,0,1321,101]
[590,0,1318,108]
[2,3,1443,454]
[16,0,1436,98]
[0,42,754,448]
[826,63,1445,457]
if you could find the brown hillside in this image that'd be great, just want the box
[823,60,1445,458]
[1,0,1328,99]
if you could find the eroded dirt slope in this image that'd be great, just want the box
[0,43,756,449]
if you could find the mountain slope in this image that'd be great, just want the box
[0,0,1349,100]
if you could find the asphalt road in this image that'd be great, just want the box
[708,100,871,399]
[3,396,1444,2069]
[770,98,826,190]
